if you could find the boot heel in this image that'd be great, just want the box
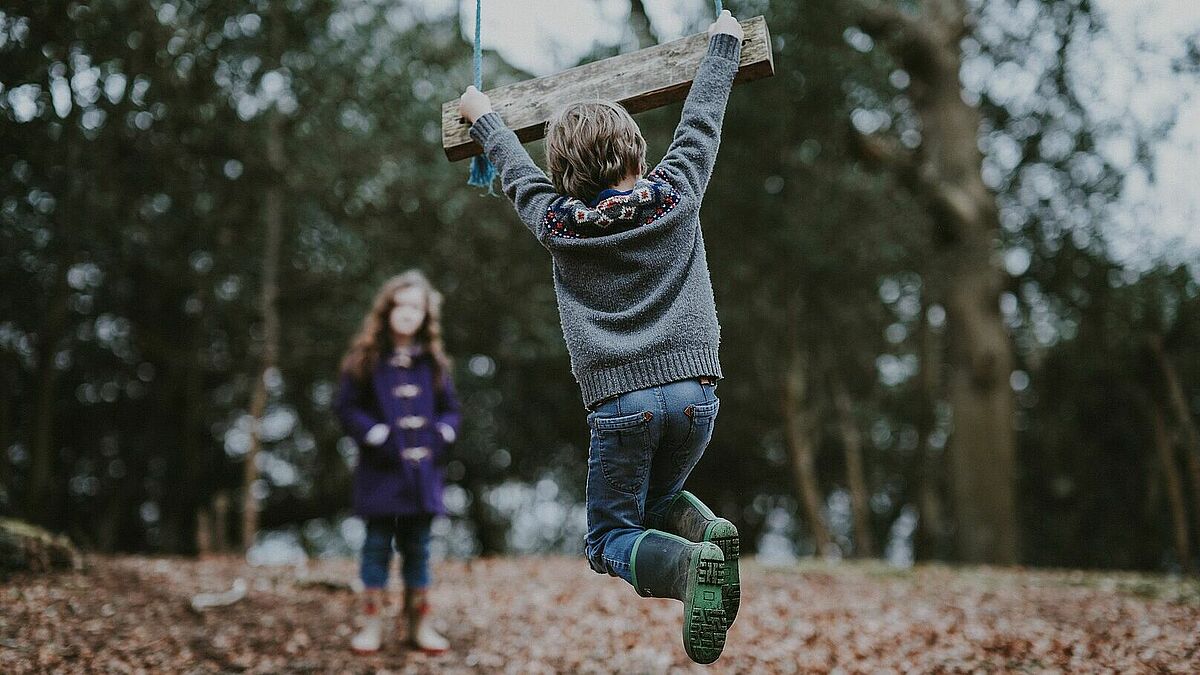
[696,556,723,585]
[705,519,741,625]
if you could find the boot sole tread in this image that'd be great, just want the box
[706,522,741,625]
[683,544,728,664]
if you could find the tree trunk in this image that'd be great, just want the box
[159,355,204,554]
[913,308,951,560]
[829,373,875,557]
[858,0,1020,564]
[26,291,69,526]
[195,507,213,556]
[1150,402,1191,570]
[1148,335,1200,534]
[465,478,508,556]
[180,347,206,554]
[213,492,230,553]
[944,270,1019,563]
[95,503,120,553]
[781,346,832,557]
[0,353,17,495]
[96,471,132,553]
[242,0,287,552]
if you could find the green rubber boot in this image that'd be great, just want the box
[656,491,740,626]
[630,530,728,664]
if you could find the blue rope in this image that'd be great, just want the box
[467,0,497,192]
[472,0,483,90]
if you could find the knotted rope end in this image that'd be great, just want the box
[468,155,497,194]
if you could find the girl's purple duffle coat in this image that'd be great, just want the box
[333,349,461,518]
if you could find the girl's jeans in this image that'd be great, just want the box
[359,514,433,589]
[584,378,719,584]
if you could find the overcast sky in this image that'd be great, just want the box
[1086,0,1199,270]
[448,0,1199,271]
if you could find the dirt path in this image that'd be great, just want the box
[2,556,1198,673]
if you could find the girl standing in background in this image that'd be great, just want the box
[334,270,460,654]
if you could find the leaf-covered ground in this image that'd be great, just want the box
[2,555,1198,673]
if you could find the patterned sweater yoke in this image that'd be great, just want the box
[469,34,743,407]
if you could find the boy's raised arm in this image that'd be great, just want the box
[653,12,744,200]
[461,87,558,241]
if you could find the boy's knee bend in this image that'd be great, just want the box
[585,541,609,575]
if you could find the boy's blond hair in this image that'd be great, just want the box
[545,101,647,201]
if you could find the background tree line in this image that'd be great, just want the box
[2,0,1199,571]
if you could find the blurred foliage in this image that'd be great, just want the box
[1,0,1198,570]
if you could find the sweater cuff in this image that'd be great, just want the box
[469,112,506,146]
[707,33,742,63]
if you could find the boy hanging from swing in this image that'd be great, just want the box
[459,10,745,665]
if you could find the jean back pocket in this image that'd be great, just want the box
[590,410,653,494]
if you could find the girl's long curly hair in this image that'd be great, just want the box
[340,270,451,389]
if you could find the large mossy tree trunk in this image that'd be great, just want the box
[858,0,1019,564]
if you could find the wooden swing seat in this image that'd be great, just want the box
[441,15,774,162]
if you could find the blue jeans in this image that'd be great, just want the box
[360,514,433,589]
[584,378,719,584]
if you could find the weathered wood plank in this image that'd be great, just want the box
[441,16,774,162]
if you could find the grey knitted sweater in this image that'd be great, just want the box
[470,34,742,408]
